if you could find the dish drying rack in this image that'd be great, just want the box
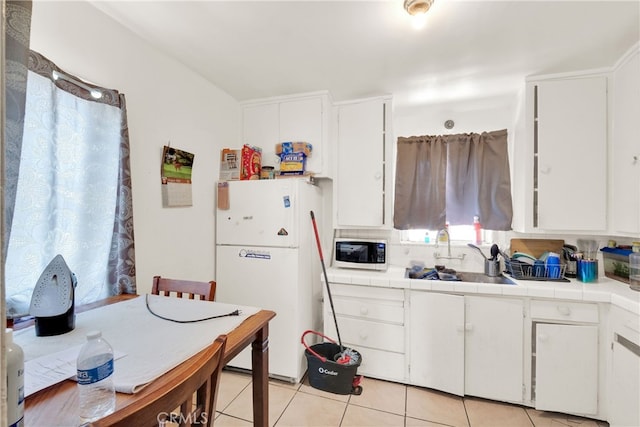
[504,259,567,281]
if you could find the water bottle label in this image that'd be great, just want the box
[77,358,114,385]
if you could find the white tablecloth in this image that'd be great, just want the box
[14,294,260,393]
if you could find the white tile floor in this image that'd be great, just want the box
[214,370,610,427]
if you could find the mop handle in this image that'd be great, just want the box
[310,211,344,351]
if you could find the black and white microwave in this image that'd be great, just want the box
[333,239,388,271]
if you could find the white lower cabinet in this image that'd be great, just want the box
[608,306,640,427]
[409,292,524,401]
[323,283,406,382]
[535,324,599,414]
[465,296,524,403]
[531,301,600,415]
[409,292,465,395]
[610,338,640,427]
[321,279,630,424]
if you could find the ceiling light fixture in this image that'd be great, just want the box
[404,0,434,16]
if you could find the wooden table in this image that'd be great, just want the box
[18,295,276,426]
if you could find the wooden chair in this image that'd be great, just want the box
[90,334,227,427]
[152,276,216,301]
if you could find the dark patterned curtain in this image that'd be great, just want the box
[4,0,32,256]
[109,95,137,295]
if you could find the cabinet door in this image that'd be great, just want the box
[336,99,385,227]
[409,292,464,396]
[464,297,524,403]
[536,76,607,231]
[535,323,598,414]
[609,337,640,427]
[280,97,324,175]
[611,48,640,234]
[242,103,279,167]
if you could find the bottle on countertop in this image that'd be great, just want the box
[6,328,25,427]
[77,330,116,423]
[473,216,482,245]
[437,222,449,244]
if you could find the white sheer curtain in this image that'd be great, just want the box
[5,70,122,316]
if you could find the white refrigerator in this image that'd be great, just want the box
[215,178,323,383]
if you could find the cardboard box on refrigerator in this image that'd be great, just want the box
[275,142,313,157]
[219,148,241,181]
[279,152,307,175]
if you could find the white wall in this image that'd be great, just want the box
[29,1,240,294]
[393,95,517,138]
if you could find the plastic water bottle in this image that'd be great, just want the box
[77,331,116,423]
[6,328,25,427]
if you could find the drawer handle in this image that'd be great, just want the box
[359,331,368,340]
[557,306,571,316]
[538,333,548,342]
[360,307,369,316]
[465,323,474,332]
[456,325,465,333]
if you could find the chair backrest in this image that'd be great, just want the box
[90,334,227,427]
[152,276,216,301]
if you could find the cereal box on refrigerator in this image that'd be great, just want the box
[240,144,262,180]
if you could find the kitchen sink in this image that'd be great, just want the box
[405,268,516,285]
[453,271,516,285]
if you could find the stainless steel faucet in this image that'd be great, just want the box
[435,228,451,258]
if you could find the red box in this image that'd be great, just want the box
[241,144,262,180]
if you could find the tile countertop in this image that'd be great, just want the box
[325,266,640,315]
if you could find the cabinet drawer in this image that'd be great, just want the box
[324,316,404,353]
[351,345,405,383]
[530,300,599,323]
[611,306,640,345]
[327,296,404,324]
[330,283,404,301]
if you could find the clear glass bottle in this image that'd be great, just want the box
[77,331,116,423]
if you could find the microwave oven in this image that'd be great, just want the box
[333,239,388,271]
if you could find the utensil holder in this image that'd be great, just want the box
[577,259,598,283]
[484,259,500,277]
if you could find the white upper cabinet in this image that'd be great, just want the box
[334,96,393,228]
[242,103,279,164]
[514,43,640,235]
[611,43,640,235]
[535,75,607,231]
[514,72,608,233]
[241,91,331,177]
